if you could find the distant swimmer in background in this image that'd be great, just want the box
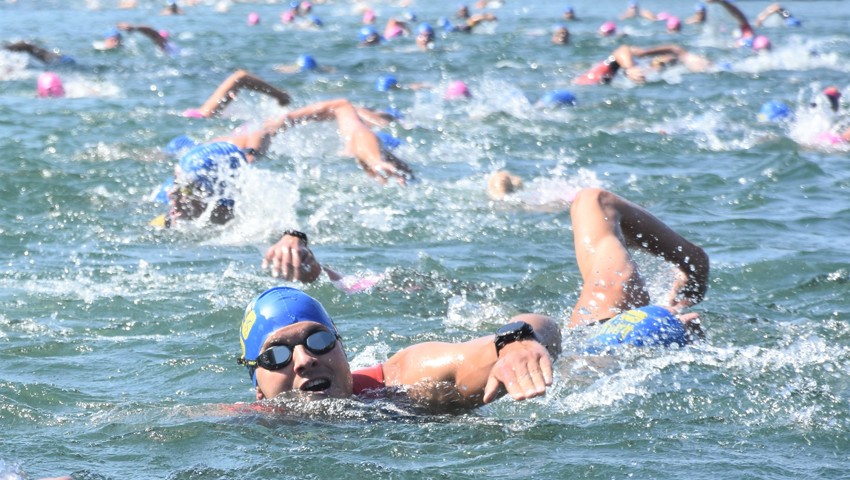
[161,0,184,15]
[152,94,413,228]
[3,41,75,66]
[754,2,801,28]
[115,23,180,56]
[93,27,123,51]
[706,0,772,52]
[685,2,707,25]
[574,44,713,85]
[273,53,335,74]
[540,188,708,355]
[438,11,497,33]
[620,0,656,21]
[551,24,570,45]
[182,69,292,118]
[235,286,562,411]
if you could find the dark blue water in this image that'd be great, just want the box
[2,0,850,478]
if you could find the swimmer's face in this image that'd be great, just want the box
[362,34,381,46]
[254,322,353,401]
[552,28,570,45]
[104,37,121,49]
[417,32,434,47]
[167,183,207,223]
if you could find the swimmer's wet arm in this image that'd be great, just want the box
[383,314,560,408]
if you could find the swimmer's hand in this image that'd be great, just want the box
[483,340,553,404]
[666,265,708,311]
[262,232,322,283]
[357,150,415,186]
[624,66,646,84]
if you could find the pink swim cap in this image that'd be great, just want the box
[159,30,170,40]
[445,80,471,100]
[666,16,681,32]
[363,9,376,24]
[37,71,64,98]
[599,21,616,36]
[816,131,845,145]
[281,10,295,23]
[248,12,260,25]
[823,86,841,99]
[752,35,771,51]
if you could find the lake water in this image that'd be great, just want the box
[2,0,850,478]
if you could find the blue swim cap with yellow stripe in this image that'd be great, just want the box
[585,305,689,354]
[240,287,338,384]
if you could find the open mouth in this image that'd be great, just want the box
[300,378,331,392]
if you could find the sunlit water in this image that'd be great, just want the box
[2,0,850,478]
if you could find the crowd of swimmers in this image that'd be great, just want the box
[2,0,846,418]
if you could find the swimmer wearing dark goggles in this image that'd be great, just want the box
[238,329,339,379]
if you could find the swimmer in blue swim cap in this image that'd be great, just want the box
[754,3,801,28]
[4,41,76,66]
[758,100,793,122]
[416,22,435,50]
[585,305,695,354]
[567,188,709,333]
[238,286,562,410]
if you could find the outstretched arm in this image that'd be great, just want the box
[117,23,169,50]
[383,314,561,409]
[4,41,59,63]
[707,0,754,36]
[612,45,646,83]
[754,3,782,27]
[569,188,709,328]
[266,99,414,185]
[191,69,291,118]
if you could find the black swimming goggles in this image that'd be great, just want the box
[239,329,339,378]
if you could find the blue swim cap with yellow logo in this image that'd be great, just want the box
[585,305,689,354]
[240,287,338,384]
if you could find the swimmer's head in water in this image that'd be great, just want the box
[650,53,678,70]
[247,12,260,25]
[666,16,681,32]
[823,86,841,112]
[376,74,398,92]
[552,24,570,45]
[359,26,382,45]
[599,21,617,36]
[585,305,691,354]
[487,171,524,200]
[417,22,435,43]
[239,286,339,385]
[758,100,793,122]
[167,142,246,224]
[537,89,577,108]
[37,72,65,98]
[444,80,471,100]
[297,54,318,71]
[362,9,376,24]
[752,35,771,52]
